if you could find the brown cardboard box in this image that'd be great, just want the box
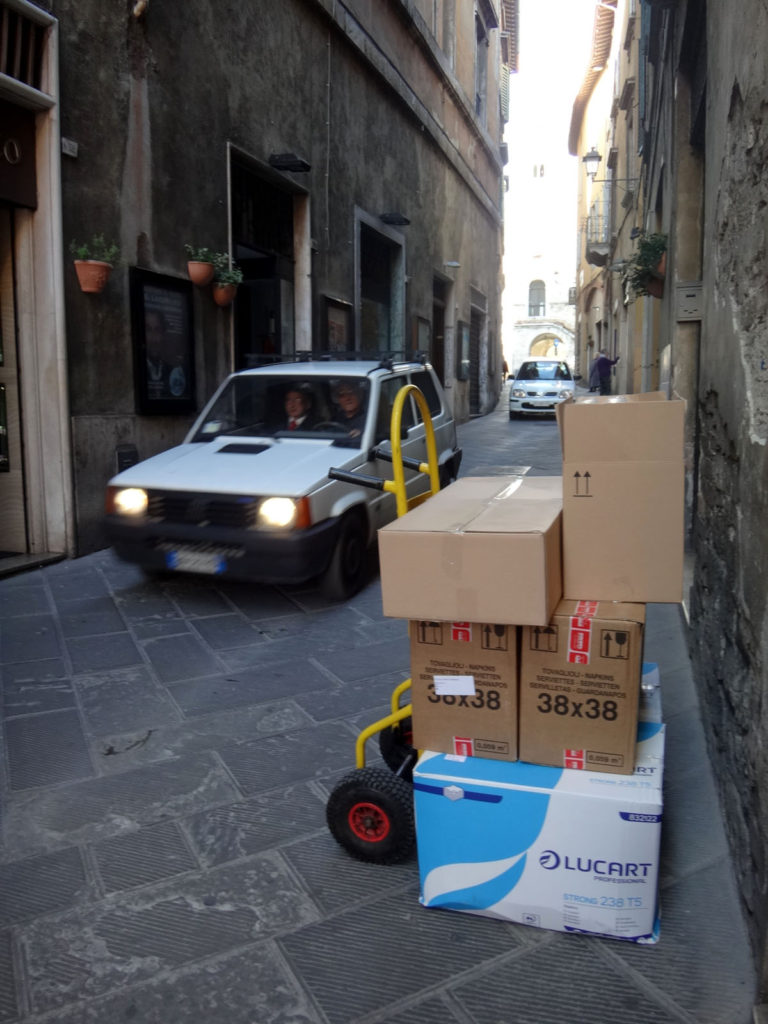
[379,476,562,626]
[518,599,645,774]
[409,620,518,761]
[557,393,685,603]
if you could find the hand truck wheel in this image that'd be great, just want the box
[326,767,415,864]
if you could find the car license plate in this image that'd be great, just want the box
[166,549,226,574]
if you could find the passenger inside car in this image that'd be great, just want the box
[331,381,368,437]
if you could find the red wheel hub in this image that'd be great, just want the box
[348,801,391,842]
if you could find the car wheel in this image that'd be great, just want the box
[321,512,368,601]
[326,767,415,863]
[438,464,455,490]
[509,411,517,420]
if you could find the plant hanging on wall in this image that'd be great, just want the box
[623,232,667,301]
[70,234,120,293]
[212,260,244,307]
[184,244,221,287]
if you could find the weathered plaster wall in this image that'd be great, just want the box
[689,0,768,970]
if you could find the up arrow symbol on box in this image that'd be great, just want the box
[573,471,592,497]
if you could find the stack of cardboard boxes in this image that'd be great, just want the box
[377,393,684,942]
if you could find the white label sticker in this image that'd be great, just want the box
[433,674,476,696]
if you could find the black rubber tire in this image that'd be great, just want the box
[379,716,416,782]
[326,767,415,863]
[320,513,368,601]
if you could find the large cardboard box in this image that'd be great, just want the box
[518,599,645,774]
[557,393,685,603]
[409,620,518,761]
[379,476,562,626]
[413,721,664,942]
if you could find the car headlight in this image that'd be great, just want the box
[257,496,313,530]
[109,487,148,517]
[511,388,526,398]
[559,389,573,400]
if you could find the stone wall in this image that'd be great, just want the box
[688,0,768,979]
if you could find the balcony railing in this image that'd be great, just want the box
[585,193,611,266]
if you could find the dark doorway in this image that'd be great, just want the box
[469,308,483,414]
[231,161,295,367]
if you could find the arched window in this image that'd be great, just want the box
[529,280,546,317]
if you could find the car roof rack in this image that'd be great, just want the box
[244,350,430,369]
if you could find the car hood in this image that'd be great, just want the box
[512,379,573,393]
[107,438,362,497]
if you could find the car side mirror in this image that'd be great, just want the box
[573,373,582,382]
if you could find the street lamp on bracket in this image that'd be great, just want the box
[582,147,639,193]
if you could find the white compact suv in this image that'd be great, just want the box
[508,358,579,418]
[105,357,462,599]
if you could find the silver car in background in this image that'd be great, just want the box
[508,359,579,418]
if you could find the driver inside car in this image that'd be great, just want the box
[282,384,318,431]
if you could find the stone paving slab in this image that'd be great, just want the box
[1,753,240,861]
[89,700,311,774]
[186,782,327,867]
[5,710,94,790]
[17,855,320,1015]
[215,721,358,794]
[0,614,62,665]
[0,847,88,926]
[452,938,693,1024]
[12,943,322,1024]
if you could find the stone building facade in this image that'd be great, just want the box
[571,0,768,1003]
[0,0,516,560]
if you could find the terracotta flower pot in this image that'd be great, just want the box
[212,283,238,307]
[646,276,664,298]
[74,259,112,294]
[187,260,215,286]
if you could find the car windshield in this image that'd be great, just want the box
[516,361,572,382]
[190,374,371,447]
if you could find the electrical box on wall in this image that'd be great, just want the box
[676,282,703,321]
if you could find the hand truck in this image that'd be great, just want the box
[325,384,440,863]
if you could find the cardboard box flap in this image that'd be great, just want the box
[380,476,561,537]
[557,394,685,463]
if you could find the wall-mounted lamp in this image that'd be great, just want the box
[380,212,410,226]
[582,147,602,180]
[582,147,639,191]
[268,153,311,172]
[444,260,461,268]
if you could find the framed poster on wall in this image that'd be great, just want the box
[130,269,196,415]
[324,296,353,353]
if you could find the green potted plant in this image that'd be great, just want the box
[212,260,244,307]
[184,244,220,287]
[624,232,667,300]
[69,234,120,293]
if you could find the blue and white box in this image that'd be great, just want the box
[413,721,665,942]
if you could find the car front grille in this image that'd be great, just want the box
[147,491,259,528]
[523,390,560,397]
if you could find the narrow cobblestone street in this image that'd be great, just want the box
[0,397,757,1023]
